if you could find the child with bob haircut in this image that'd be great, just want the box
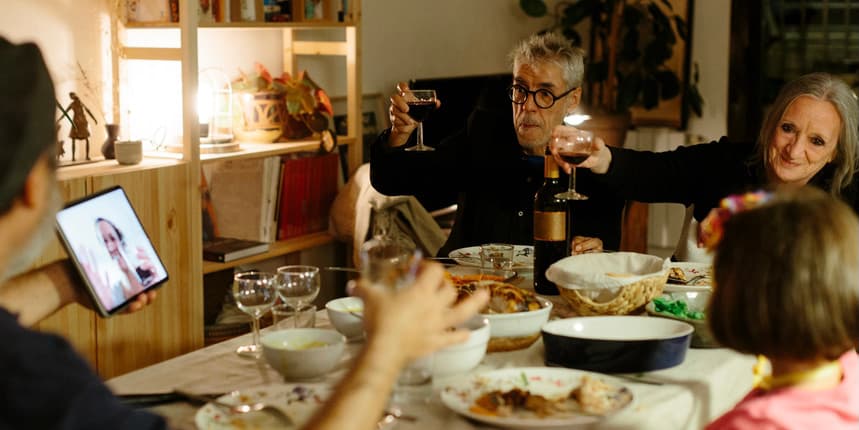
[706,187,859,429]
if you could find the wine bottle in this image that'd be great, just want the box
[534,155,567,295]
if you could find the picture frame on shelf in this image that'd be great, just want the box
[332,93,386,164]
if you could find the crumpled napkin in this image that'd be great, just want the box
[546,252,668,291]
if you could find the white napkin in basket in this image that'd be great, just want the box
[546,252,668,290]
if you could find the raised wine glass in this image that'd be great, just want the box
[233,271,278,358]
[404,89,437,152]
[552,129,595,200]
[276,265,321,327]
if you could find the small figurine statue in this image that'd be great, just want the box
[57,92,97,161]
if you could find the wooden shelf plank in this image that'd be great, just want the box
[121,47,182,61]
[124,21,357,29]
[144,136,357,164]
[202,231,335,274]
[57,158,185,181]
[293,41,348,56]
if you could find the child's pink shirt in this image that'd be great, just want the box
[707,349,859,430]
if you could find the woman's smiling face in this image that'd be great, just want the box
[767,95,842,187]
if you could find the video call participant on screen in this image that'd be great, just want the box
[82,217,158,308]
[0,37,488,430]
[370,33,625,256]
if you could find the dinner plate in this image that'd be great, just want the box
[663,262,712,293]
[440,367,633,429]
[194,384,330,430]
[449,245,534,270]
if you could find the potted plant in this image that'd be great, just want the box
[232,63,334,142]
[520,0,703,138]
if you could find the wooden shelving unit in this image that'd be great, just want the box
[35,0,362,379]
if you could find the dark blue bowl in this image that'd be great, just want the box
[541,316,693,373]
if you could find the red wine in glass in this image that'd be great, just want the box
[558,151,590,165]
[552,130,594,200]
[404,89,437,152]
[406,100,435,122]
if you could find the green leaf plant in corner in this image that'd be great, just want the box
[519,0,703,120]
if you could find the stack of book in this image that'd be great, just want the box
[201,152,339,262]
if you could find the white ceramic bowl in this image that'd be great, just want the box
[325,297,365,340]
[483,296,553,338]
[261,328,346,380]
[432,315,490,377]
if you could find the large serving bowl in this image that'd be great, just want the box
[432,315,490,377]
[541,316,693,373]
[325,296,365,340]
[261,329,346,380]
[647,291,718,348]
[546,253,668,316]
[484,297,553,352]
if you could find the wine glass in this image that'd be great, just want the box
[404,89,437,152]
[359,237,431,398]
[552,129,595,200]
[276,265,321,327]
[233,271,278,358]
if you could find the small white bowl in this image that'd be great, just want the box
[483,297,553,351]
[261,328,346,380]
[484,297,553,338]
[325,297,365,340]
[432,315,490,377]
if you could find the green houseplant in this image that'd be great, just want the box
[520,0,702,121]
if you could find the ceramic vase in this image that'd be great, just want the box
[101,124,119,159]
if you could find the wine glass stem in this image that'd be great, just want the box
[417,121,425,150]
[251,316,261,348]
[570,166,577,193]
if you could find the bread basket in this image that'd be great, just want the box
[546,253,668,316]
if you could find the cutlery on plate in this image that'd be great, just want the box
[613,374,665,386]
[173,389,294,424]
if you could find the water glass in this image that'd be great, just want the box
[480,243,514,271]
[272,303,316,329]
[233,271,278,358]
[276,265,321,323]
[359,237,432,394]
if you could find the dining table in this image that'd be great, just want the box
[108,291,756,430]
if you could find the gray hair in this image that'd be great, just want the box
[757,72,859,195]
[508,33,585,90]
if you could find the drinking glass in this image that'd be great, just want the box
[404,89,437,152]
[233,271,278,358]
[276,265,321,327]
[552,129,595,200]
[480,243,514,271]
[359,237,432,399]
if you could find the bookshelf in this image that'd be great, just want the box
[35,0,362,379]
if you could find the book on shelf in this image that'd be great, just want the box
[277,152,339,240]
[203,156,281,243]
[203,237,271,262]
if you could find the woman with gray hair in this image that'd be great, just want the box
[552,72,859,259]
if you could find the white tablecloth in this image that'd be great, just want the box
[108,309,755,430]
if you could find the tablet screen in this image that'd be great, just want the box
[55,186,168,316]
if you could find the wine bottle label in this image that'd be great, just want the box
[534,210,566,241]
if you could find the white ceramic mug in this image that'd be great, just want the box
[114,140,143,165]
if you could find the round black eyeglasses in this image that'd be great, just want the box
[507,84,577,109]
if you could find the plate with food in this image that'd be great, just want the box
[441,367,633,429]
[195,384,329,430]
[664,262,713,292]
[451,280,551,352]
[449,245,534,270]
[445,265,517,284]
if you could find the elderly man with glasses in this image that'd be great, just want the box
[370,33,624,259]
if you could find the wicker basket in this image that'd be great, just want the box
[547,252,668,316]
[558,272,667,316]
